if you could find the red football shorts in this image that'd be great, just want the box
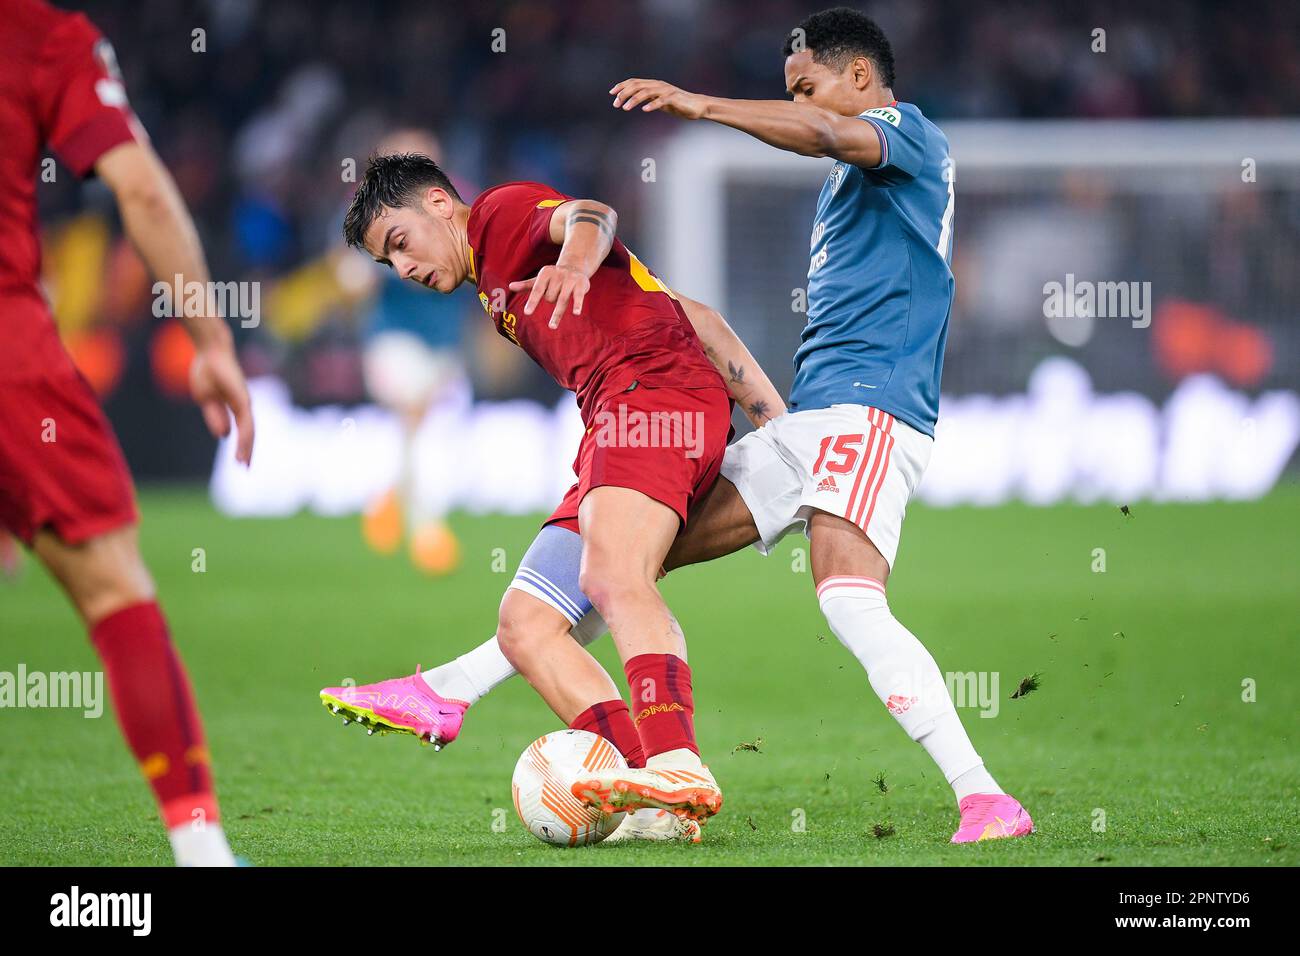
[546,384,732,533]
[0,370,138,545]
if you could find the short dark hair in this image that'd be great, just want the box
[782,7,895,88]
[342,152,462,249]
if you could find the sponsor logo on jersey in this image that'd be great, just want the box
[864,106,901,127]
[808,245,829,277]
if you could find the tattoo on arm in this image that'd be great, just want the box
[747,400,772,422]
[568,207,614,242]
[727,360,745,384]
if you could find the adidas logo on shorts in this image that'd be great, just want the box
[816,475,839,493]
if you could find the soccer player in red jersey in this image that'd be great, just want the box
[337,153,744,819]
[0,0,254,865]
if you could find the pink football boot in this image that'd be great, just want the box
[950,793,1035,843]
[320,669,467,750]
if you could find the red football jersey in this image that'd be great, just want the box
[465,182,722,420]
[0,0,141,380]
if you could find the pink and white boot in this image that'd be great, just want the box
[950,793,1034,843]
[320,669,467,750]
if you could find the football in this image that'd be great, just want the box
[511,729,627,847]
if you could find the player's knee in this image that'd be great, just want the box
[84,564,155,626]
[36,524,156,626]
[496,589,571,668]
[577,562,647,616]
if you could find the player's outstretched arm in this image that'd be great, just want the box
[674,292,785,428]
[95,141,255,464]
[509,200,618,329]
[610,79,882,168]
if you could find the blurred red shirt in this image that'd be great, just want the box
[0,0,140,380]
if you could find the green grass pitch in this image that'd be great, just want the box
[1,486,1297,866]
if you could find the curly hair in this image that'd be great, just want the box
[782,7,896,88]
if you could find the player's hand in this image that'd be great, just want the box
[190,343,255,465]
[610,79,706,120]
[509,264,591,329]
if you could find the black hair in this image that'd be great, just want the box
[782,7,896,88]
[342,152,462,248]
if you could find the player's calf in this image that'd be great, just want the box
[576,489,716,809]
[321,525,614,751]
[496,587,622,723]
[34,526,236,866]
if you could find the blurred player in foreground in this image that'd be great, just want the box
[0,0,254,865]
[325,154,758,823]
[324,7,1032,846]
[354,129,470,575]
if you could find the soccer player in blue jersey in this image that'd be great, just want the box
[324,7,1031,844]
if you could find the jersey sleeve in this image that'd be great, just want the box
[856,106,927,184]
[34,14,140,177]
[483,182,573,253]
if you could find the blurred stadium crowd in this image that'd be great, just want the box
[34,0,1300,478]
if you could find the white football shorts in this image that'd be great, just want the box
[720,403,932,569]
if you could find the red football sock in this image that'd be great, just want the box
[90,602,219,829]
[625,653,697,759]
[569,699,645,768]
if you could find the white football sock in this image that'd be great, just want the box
[951,763,1004,801]
[817,576,1002,804]
[168,822,236,867]
[422,639,514,704]
[422,609,608,704]
[646,747,703,769]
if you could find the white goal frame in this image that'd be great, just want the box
[647,119,1300,313]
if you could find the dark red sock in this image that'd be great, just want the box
[625,653,697,759]
[569,699,645,768]
[90,601,219,828]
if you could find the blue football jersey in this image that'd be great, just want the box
[788,100,955,437]
[364,272,469,350]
